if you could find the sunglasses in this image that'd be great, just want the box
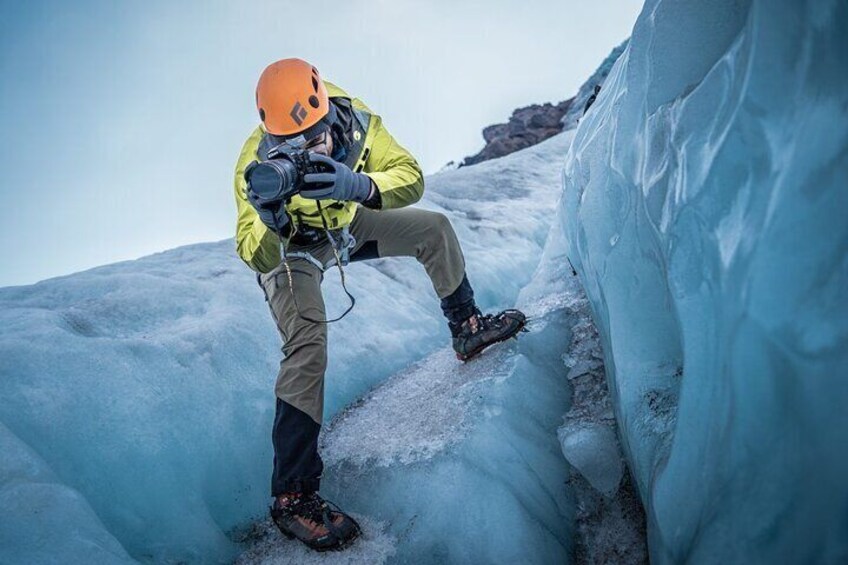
[268,124,331,151]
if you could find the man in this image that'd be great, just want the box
[234,58,526,551]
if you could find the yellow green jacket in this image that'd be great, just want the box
[234,81,425,273]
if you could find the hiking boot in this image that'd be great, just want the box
[450,308,527,361]
[269,491,361,552]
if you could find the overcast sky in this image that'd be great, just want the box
[0,0,642,287]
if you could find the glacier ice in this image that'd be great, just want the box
[0,131,575,562]
[562,0,848,562]
[0,422,133,564]
[558,423,622,497]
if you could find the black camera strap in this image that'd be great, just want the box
[275,201,356,325]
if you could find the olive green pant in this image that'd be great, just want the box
[258,206,467,424]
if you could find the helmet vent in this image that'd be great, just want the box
[259,108,266,122]
[308,95,320,109]
[311,76,319,92]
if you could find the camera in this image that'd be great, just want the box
[244,142,324,207]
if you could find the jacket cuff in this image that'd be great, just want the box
[360,182,383,209]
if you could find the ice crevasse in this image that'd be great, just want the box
[561,0,848,562]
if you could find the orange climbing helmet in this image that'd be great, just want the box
[255,58,331,137]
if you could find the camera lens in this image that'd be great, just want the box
[247,159,299,203]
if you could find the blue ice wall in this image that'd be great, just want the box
[562,0,848,562]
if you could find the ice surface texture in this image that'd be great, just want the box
[0,422,133,564]
[562,0,848,562]
[0,132,572,563]
[558,423,622,496]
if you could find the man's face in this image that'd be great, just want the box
[304,130,333,157]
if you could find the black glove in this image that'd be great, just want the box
[300,153,373,202]
[246,184,289,234]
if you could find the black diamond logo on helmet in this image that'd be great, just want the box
[290,101,308,126]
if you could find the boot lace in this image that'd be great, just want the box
[467,307,499,334]
[280,492,327,525]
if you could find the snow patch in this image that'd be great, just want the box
[321,346,514,469]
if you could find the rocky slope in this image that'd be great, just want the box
[459,40,629,168]
[460,99,573,166]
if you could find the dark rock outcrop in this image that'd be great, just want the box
[460,99,573,166]
[458,39,630,168]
